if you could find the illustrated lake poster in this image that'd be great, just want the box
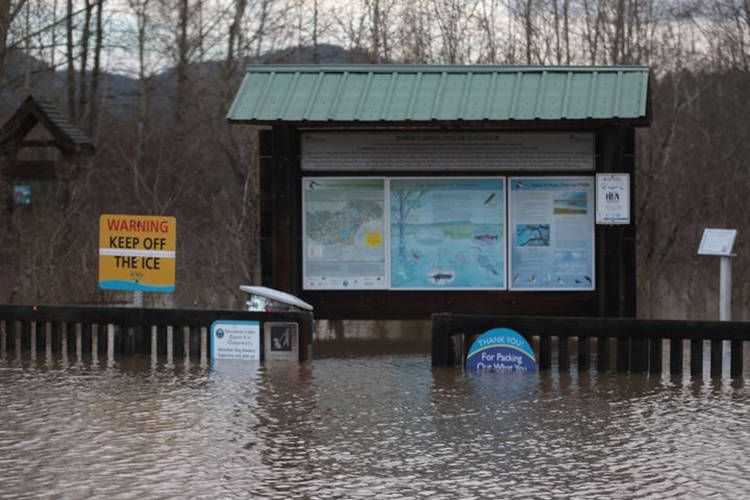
[389,178,506,289]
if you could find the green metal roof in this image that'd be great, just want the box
[227,65,650,125]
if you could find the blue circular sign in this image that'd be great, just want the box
[466,327,537,373]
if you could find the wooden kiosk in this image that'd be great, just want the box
[228,65,650,320]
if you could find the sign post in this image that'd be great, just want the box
[698,228,737,321]
[99,214,177,301]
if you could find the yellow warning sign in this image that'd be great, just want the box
[99,214,176,292]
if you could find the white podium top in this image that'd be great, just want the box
[239,286,314,311]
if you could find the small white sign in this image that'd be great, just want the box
[211,320,260,361]
[596,173,630,224]
[698,229,737,256]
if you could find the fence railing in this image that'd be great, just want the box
[0,304,313,366]
[432,313,749,377]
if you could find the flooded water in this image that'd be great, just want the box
[1,352,749,499]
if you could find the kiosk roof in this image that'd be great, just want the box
[227,64,650,126]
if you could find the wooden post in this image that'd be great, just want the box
[166,325,174,366]
[431,314,452,367]
[45,322,52,364]
[597,336,609,371]
[710,340,722,377]
[200,326,207,367]
[107,324,115,367]
[151,325,158,366]
[631,337,648,373]
[648,337,662,375]
[91,324,99,365]
[539,336,552,370]
[730,340,743,377]
[690,339,703,376]
[616,337,630,372]
[61,322,68,365]
[0,320,5,360]
[670,338,683,374]
[578,336,590,371]
[75,323,82,365]
[183,326,190,366]
[30,321,37,361]
[559,336,570,371]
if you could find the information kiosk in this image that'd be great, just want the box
[228,65,651,319]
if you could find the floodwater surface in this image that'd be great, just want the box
[0,353,749,499]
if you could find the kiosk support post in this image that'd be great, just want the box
[720,256,731,321]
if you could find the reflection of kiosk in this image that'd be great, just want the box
[228,65,651,320]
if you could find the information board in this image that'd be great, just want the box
[211,320,260,361]
[302,132,594,171]
[509,177,594,291]
[303,178,387,289]
[99,214,176,292]
[390,177,506,289]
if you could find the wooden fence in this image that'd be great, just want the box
[0,304,313,366]
[432,313,749,377]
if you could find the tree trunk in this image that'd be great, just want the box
[66,0,75,120]
[88,0,104,137]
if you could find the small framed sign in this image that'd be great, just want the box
[210,320,260,362]
[698,228,737,256]
[595,173,630,224]
[263,322,299,362]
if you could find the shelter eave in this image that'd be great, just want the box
[226,116,651,129]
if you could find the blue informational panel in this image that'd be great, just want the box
[389,177,506,289]
[211,320,260,362]
[466,328,537,372]
[509,177,595,290]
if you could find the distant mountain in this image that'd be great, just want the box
[1,43,376,123]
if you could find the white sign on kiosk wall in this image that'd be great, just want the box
[211,320,260,361]
[698,229,737,256]
[301,132,594,171]
[596,173,630,224]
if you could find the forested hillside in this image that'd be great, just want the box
[1,0,750,318]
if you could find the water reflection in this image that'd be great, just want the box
[0,355,748,498]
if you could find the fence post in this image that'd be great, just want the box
[200,326,207,367]
[669,338,683,374]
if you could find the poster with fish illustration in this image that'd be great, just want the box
[389,177,506,289]
[508,177,594,291]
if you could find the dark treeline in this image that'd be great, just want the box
[1,0,749,318]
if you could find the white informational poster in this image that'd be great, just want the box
[596,173,630,224]
[301,132,595,171]
[698,229,737,256]
[211,320,260,361]
[302,178,387,289]
[509,177,595,291]
[389,178,506,290]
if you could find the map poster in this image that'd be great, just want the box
[389,177,506,290]
[303,178,387,289]
[509,177,594,291]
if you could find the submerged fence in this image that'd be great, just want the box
[0,305,313,365]
[432,314,749,377]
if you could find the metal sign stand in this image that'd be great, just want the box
[719,256,732,321]
[697,228,737,322]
